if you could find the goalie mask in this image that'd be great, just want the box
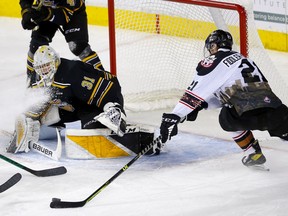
[205,29,233,52]
[33,45,60,87]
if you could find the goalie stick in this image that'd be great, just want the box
[50,136,162,208]
[0,173,22,193]
[0,154,67,177]
[29,128,62,161]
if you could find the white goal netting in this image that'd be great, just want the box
[109,0,288,111]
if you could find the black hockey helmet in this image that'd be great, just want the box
[205,29,233,50]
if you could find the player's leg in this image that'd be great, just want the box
[63,10,105,71]
[219,107,266,166]
[79,108,107,129]
[267,104,288,140]
[231,130,266,166]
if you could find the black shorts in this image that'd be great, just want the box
[31,9,89,44]
[219,104,288,139]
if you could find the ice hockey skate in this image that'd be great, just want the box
[242,152,266,166]
[94,103,126,137]
[242,152,269,171]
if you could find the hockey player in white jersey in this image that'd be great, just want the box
[159,29,288,167]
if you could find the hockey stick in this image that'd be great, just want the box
[50,136,162,208]
[0,173,22,193]
[29,128,62,161]
[0,154,67,177]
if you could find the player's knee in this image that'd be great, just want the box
[68,41,91,58]
[68,41,104,70]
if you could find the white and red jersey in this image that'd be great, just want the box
[172,48,280,118]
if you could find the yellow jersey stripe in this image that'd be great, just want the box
[97,82,113,107]
[82,52,97,63]
[51,82,70,89]
[88,77,103,104]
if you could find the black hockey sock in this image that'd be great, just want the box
[251,140,262,153]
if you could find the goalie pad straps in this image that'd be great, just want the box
[7,114,40,153]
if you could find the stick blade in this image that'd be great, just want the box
[50,198,86,208]
[33,166,67,177]
[0,173,22,193]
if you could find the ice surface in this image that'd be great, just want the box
[1,18,288,216]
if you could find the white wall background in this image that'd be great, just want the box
[85,0,288,34]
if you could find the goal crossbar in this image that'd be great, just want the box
[107,0,248,76]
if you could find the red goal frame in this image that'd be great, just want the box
[107,0,248,75]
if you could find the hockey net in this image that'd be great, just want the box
[108,0,288,111]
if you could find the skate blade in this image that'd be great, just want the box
[247,164,270,172]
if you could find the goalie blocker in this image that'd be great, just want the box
[65,124,157,159]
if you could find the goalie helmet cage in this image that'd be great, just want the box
[107,0,288,111]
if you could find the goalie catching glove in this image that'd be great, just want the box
[160,113,181,144]
[93,102,126,137]
[6,114,40,153]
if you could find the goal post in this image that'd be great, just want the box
[107,0,288,111]
[165,0,248,56]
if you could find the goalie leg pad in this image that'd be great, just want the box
[65,124,155,159]
[7,114,40,153]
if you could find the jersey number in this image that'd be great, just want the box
[187,81,198,91]
[81,76,95,90]
[239,59,267,83]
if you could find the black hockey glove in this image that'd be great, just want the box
[21,8,37,30]
[31,7,53,25]
[160,113,181,143]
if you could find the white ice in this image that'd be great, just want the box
[1,17,288,216]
